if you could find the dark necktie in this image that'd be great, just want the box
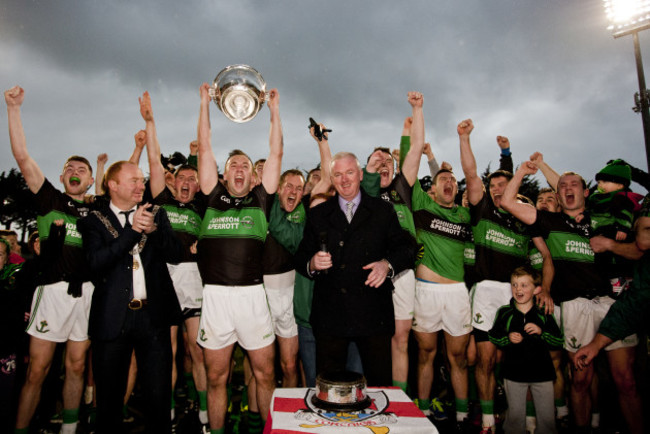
[120,210,134,229]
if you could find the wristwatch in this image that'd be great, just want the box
[384,259,394,279]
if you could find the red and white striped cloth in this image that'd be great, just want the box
[264,387,438,433]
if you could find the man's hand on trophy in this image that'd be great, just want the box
[267,88,279,111]
[199,83,211,105]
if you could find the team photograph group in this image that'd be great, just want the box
[1,80,649,434]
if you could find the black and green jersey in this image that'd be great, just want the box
[463,234,478,290]
[488,299,563,383]
[527,222,544,271]
[588,190,637,279]
[536,210,610,302]
[363,170,418,261]
[379,173,416,238]
[153,188,204,263]
[412,180,471,282]
[588,190,635,238]
[470,195,531,283]
[34,179,93,284]
[198,183,272,286]
[153,187,205,262]
[263,197,307,275]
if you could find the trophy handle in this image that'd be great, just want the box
[208,86,220,101]
[260,91,269,103]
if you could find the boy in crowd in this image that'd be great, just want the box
[489,266,563,434]
[590,160,637,242]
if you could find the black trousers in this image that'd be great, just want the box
[92,308,172,434]
[314,332,392,387]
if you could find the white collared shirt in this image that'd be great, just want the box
[109,202,147,300]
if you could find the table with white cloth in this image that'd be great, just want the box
[264,387,438,433]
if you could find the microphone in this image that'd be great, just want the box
[319,231,328,275]
[319,231,328,253]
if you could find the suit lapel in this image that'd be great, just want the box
[350,199,370,228]
[349,194,371,229]
[326,195,350,230]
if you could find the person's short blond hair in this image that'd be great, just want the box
[330,152,361,172]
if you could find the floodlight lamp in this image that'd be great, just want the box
[604,0,650,37]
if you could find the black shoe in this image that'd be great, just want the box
[454,418,470,433]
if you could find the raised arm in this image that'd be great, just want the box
[128,129,146,166]
[401,92,424,186]
[457,119,483,206]
[496,136,513,173]
[261,89,283,194]
[423,143,440,178]
[500,162,539,225]
[95,153,108,195]
[128,130,147,167]
[4,86,44,193]
[197,83,218,195]
[139,91,166,198]
[187,140,199,168]
[308,123,333,207]
[530,152,560,190]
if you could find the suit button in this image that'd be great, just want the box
[340,288,347,294]
[340,264,346,269]
[339,241,344,246]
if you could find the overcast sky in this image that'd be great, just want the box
[1,0,649,192]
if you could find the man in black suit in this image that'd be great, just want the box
[295,152,415,386]
[78,160,182,433]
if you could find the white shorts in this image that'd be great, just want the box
[167,262,203,310]
[469,280,512,332]
[26,281,94,342]
[412,280,472,336]
[561,296,638,353]
[392,269,415,320]
[263,270,298,338]
[198,284,275,351]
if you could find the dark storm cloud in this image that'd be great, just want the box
[1,0,649,188]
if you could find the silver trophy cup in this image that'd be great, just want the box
[209,65,268,123]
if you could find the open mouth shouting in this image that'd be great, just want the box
[286,194,297,208]
[69,176,81,187]
[564,192,576,207]
[233,175,245,189]
[178,184,191,201]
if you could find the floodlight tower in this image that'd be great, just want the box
[604,0,650,170]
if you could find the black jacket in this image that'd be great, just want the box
[295,191,415,337]
[77,203,183,341]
